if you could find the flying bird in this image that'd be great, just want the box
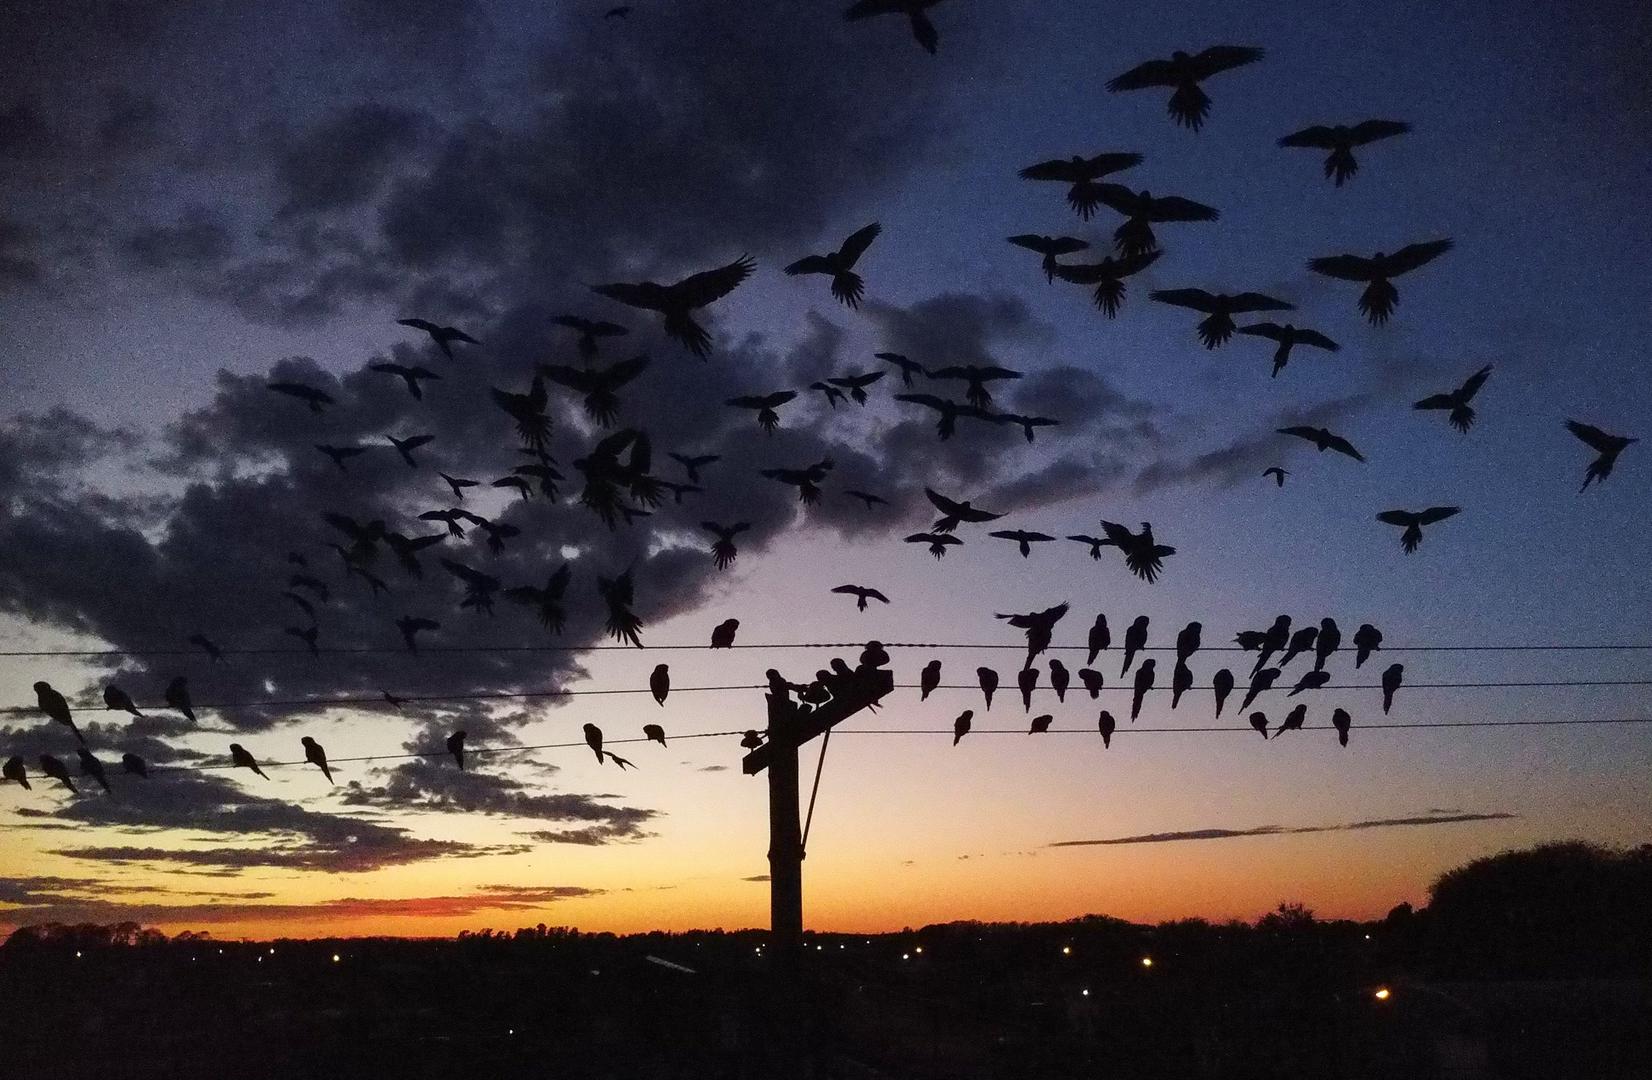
[1565,420,1637,491]
[103,685,142,717]
[1308,239,1454,325]
[121,752,148,778]
[1277,426,1365,462]
[229,743,268,779]
[438,473,478,501]
[927,364,1023,410]
[1377,506,1461,553]
[650,664,670,706]
[1414,366,1492,434]
[977,667,999,710]
[1171,660,1193,709]
[1098,710,1116,748]
[1017,151,1143,220]
[1354,624,1383,668]
[504,564,573,633]
[1087,614,1110,664]
[920,660,941,700]
[1381,663,1404,713]
[1068,534,1112,560]
[1130,659,1156,720]
[596,569,644,648]
[284,625,320,657]
[1121,616,1149,676]
[810,380,846,409]
[760,457,834,505]
[301,736,334,784]
[843,0,950,54]
[368,362,442,400]
[1007,234,1090,282]
[827,370,887,405]
[552,315,628,358]
[1017,667,1039,712]
[1079,668,1104,700]
[710,618,739,649]
[397,318,478,360]
[490,374,551,453]
[314,443,368,472]
[441,558,502,614]
[1235,323,1340,377]
[644,723,667,747]
[1331,708,1353,747]
[1274,703,1307,738]
[1052,250,1161,316]
[2,757,29,790]
[40,754,77,793]
[785,223,881,307]
[1262,467,1288,487]
[1152,289,1294,349]
[34,682,82,743]
[989,413,1060,444]
[904,532,963,559]
[702,521,751,570]
[668,452,719,484]
[446,731,466,770]
[1212,668,1235,718]
[833,585,890,611]
[893,393,992,440]
[1239,667,1280,710]
[925,488,1002,533]
[592,255,755,359]
[266,381,335,413]
[187,633,225,664]
[953,710,972,745]
[1098,520,1175,583]
[989,530,1056,558]
[386,433,435,468]
[395,615,440,653]
[282,591,316,620]
[996,603,1069,668]
[843,489,889,510]
[1093,186,1218,257]
[541,354,651,427]
[1279,120,1411,185]
[1106,46,1265,131]
[876,351,926,387]
[1049,659,1070,703]
[727,390,799,435]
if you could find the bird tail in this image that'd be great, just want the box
[1114,218,1156,257]
[1092,279,1127,318]
[604,607,645,648]
[1325,146,1357,186]
[1358,280,1399,325]
[1168,81,1212,130]
[665,311,712,359]
[1197,313,1235,349]
[1450,405,1475,433]
[1338,729,1349,747]
[1401,524,1422,553]
[322,764,335,784]
[831,271,865,308]
[1068,181,1104,221]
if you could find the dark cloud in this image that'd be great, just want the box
[0,217,42,284]
[275,103,427,216]
[0,97,52,158]
[122,207,234,270]
[1048,811,1518,848]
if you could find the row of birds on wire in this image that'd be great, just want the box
[6,610,1396,797]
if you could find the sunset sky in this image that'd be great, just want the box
[2,0,1649,941]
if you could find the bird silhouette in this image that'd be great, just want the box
[446,730,466,770]
[1315,619,1341,671]
[302,736,334,783]
[436,473,478,501]
[1248,712,1269,738]
[644,723,667,747]
[382,691,404,711]
[40,754,76,793]
[1052,250,1161,316]
[927,365,1023,410]
[1279,625,1318,669]
[809,380,846,409]
[188,634,225,664]
[33,681,81,743]
[441,558,502,615]
[727,390,799,434]
[540,354,651,427]
[368,362,442,400]
[1274,703,1307,738]
[593,255,755,359]
[229,743,267,779]
[1381,663,1404,713]
[596,569,644,648]
[760,457,834,505]
[1098,710,1116,747]
[1107,46,1265,131]
[925,488,1002,533]
[1262,467,1288,487]
[511,460,564,503]
[785,223,881,307]
[1049,659,1070,703]
[1331,708,1353,747]
[314,443,368,472]
[395,615,440,653]
[1354,624,1383,668]
[1152,289,1293,349]
[1067,534,1111,560]
[1235,323,1340,377]
[650,664,670,706]
[383,531,444,578]
[827,370,887,405]
[284,625,320,657]
[1171,660,1193,709]
[348,561,388,597]
[490,374,551,453]
[103,685,143,717]
[977,667,999,710]
[122,752,148,778]
[1414,365,1492,433]
[1130,659,1156,720]
[582,723,605,764]
[162,676,195,722]
[1253,615,1292,673]
[1176,621,1202,663]
[660,480,702,505]
[1121,616,1149,676]
[1240,667,1280,710]
[267,381,335,413]
[953,710,972,745]
[1279,120,1410,185]
[397,318,478,360]
[1212,668,1234,717]
[995,602,1069,669]
[1377,506,1461,553]
[1079,668,1104,700]
[75,747,111,793]
[702,521,751,570]
[668,452,720,485]
[710,618,739,649]
[1086,614,1110,664]
[1288,670,1330,696]
[843,489,889,510]
[2,756,29,790]
[876,351,926,387]
[989,529,1056,558]
[1308,239,1454,325]
[504,564,572,633]
[1094,187,1219,258]
[833,585,890,611]
[918,659,942,701]
[904,532,963,559]
[893,393,992,440]
[282,591,316,621]
[1277,425,1365,462]
[1017,150,1144,219]
[843,0,949,53]
[473,517,520,556]
[989,413,1060,444]
[1007,234,1090,282]
[1017,667,1040,712]
[552,315,628,359]
[1098,520,1176,583]
[1566,420,1637,491]
[1028,714,1053,734]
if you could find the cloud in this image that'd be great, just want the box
[274,103,428,216]
[1049,811,1518,848]
[1133,394,1374,495]
[740,874,770,882]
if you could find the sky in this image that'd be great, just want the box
[1,0,1649,940]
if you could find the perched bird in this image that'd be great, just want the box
[1381,663,1404,714]
[1331,708,1353,747]
[40,754,77,793]
[163,676,196,722]
[927,365,1023,410]
[1212,668,1235,717]
[188,634,225,664]
[843,0,950,54]
[301,736,334,784]
[1262,467,1288,487]
[996,603,1069,668]
[368,361,442,400]
[1017,667,1040,712]
[827,370,886,405]
[266,381,334,414]
[1279,120,1410,185]
[229,743,268,779]
[1171,660,1193,709]
[1152,289,1293,349]
[582,722,605,764]
[740,730,766,750]
[33,681,81,742]
[1274,703,1307,738]
[1254,615,1292,673]
[1121,615,1149,676]
[876,351,926,387]
[702,522,751,571]
[650,664,670,706]
[1087,614,1110,664]
[710,618,740,649]
[540,354,651,427]
[3,756,31,789]
[1029,714,1053,734]
[668,452,720,485]
[833,585,890,611]
[1176,622,1202,664]
[1052,250,1162,316]
[925,488,1003,533]
[1354,624,1383,668]
[1308,239,1454,325]
[1007,234,1090,282]
[760,457,834,505]
[989,529,1056,558]
[843,489,889,510]
[1248,712,1269,739]
[1094,186,1218,257]
[1240,667,1280,710]
[1017,151,1143,220]
[1098,520,1176,583]
[1378,506,1461,553]
[592,255,755,359]
[785,223,881,307]
[552,315,628,359]
[490,374,551,453]
[989,413,1060,444]
[314,443,368,472]
[1287,670,1330,696]
[596,569,644,648]
[1107,46,1266,131]
[920,659,942,700]
[446,730,466,770]
[1130,659,1156,720]
[727,390,799,435]
[893,393,992,440]
[904,532,963,559]
[1277,425,1365,462]
[644,723,667,747]
[1098,710,1117,748]
[953,710,973,745]
[121,752,148,778]
[1236,323,1340,377]
[284,625,320,657]
[76,747,111,793]
[977,667,999,710]
[397,318,478,360]
[104,684,143,717]
[438,473,479,501]
[395,615,440,653]
[1566,420,1637,491]
[1049,660,1070,703]
[1079,668,1104,700]
[1314,619,1341,671]
[1414,365,1492,433]
[1279,625,1319,669]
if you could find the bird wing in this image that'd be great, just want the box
[397,318,437,332]
[1457,364,1492,400]
[897,393,949,413]
[1277,125,1340,148]
[829,371,885,390]
[784,254,836,276]
[1106,57,1180,91]
[1146,195,1219,221]
[400,435,435,451]
[1381,238,1454,275]
[863,588,890,604]
[1565,419,1619,450]
[1227,292,1294,313]
[1189,45,1266,79]
[1307,253,1378,281]
[1348,118,1411,144]
[670,255,756,307]
[605,353,651,386]
[837,222,881,265]
[1236,322,1287,342]
[1416,506,1461,525]
[539,364,598,391]
[591,281,667,312]
[843,0,903,19]
[974,366,1023,381]
[924,487,963,515]
[1150,288,1219,312]
[1413,393,1455,411]
[1295,329,1340,350]
[1017,159,1085,182]
[1084,151,1145,174]
[368,362,409,376]
[1276,426,1319,442]
[1376,510,1418,527]
[1324,434,1365,461]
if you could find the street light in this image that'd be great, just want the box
[1374,986,1391,1001]
[1140,956,1153,968]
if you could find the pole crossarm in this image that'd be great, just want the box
[742,666,896,775]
